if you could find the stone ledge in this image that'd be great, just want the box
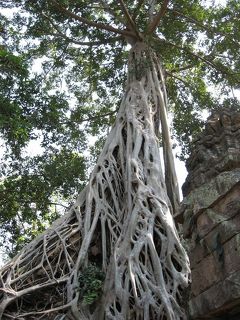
[189,269,240,319]
[191,233,240,297]
[190,212,240,267]
[180,170,240,237]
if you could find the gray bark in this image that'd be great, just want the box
[0,42,190,320]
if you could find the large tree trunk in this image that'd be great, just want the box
[0,42,190,320]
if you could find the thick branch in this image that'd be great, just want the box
[52,0,135,38]
[50,32,122,46]
[147,0,170,34]
[118,0,141,39]
[42,11,122,46]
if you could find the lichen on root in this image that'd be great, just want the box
[0,42,190,320]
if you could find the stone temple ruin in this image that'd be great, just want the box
[176,108,240,319]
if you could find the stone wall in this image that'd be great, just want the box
[178,108,240,319]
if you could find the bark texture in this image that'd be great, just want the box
[0,42,190,320]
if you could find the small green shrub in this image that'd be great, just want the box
[78,264,105,305]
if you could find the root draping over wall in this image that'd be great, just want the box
[0,43,190,320]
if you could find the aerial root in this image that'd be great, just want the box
[0,43,190,320]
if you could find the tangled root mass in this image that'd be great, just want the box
[0,43,190,320]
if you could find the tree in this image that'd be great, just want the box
[0,0,240,319]
[1,0,240,253]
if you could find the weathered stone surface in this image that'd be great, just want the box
[189,269,240,319]
[191,233,240,297]
[182,108,240,197]
[181,170,240,238]
[190,212,240,267]
[182,170,240,215]
[179,108,240,319]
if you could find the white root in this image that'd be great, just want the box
[0,42,190,320]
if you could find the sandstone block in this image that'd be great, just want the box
[191,233,240,297]
[190,212,240,267]
[189,269,240,319]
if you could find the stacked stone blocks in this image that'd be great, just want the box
[179,108,240,319]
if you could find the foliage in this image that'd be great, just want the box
[0,0,239,255]
[0,149,86,255]
[78,264,105,305]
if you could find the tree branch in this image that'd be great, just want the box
[169,8,240,49]
[42,11,123,46]
[154,37,238,80]
[52,0,135,38]
[99,1,126,25]
[50,32,122,46]
[62,110,117,126]
[118,0,141,39]
[170,64,196,73]
[165,71,190,86]
[147,0,170,34]
[48,202,69,209]
[132,0,145,20]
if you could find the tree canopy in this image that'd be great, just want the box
[1,0,240,257]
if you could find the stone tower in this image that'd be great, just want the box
[178,108,240,319]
